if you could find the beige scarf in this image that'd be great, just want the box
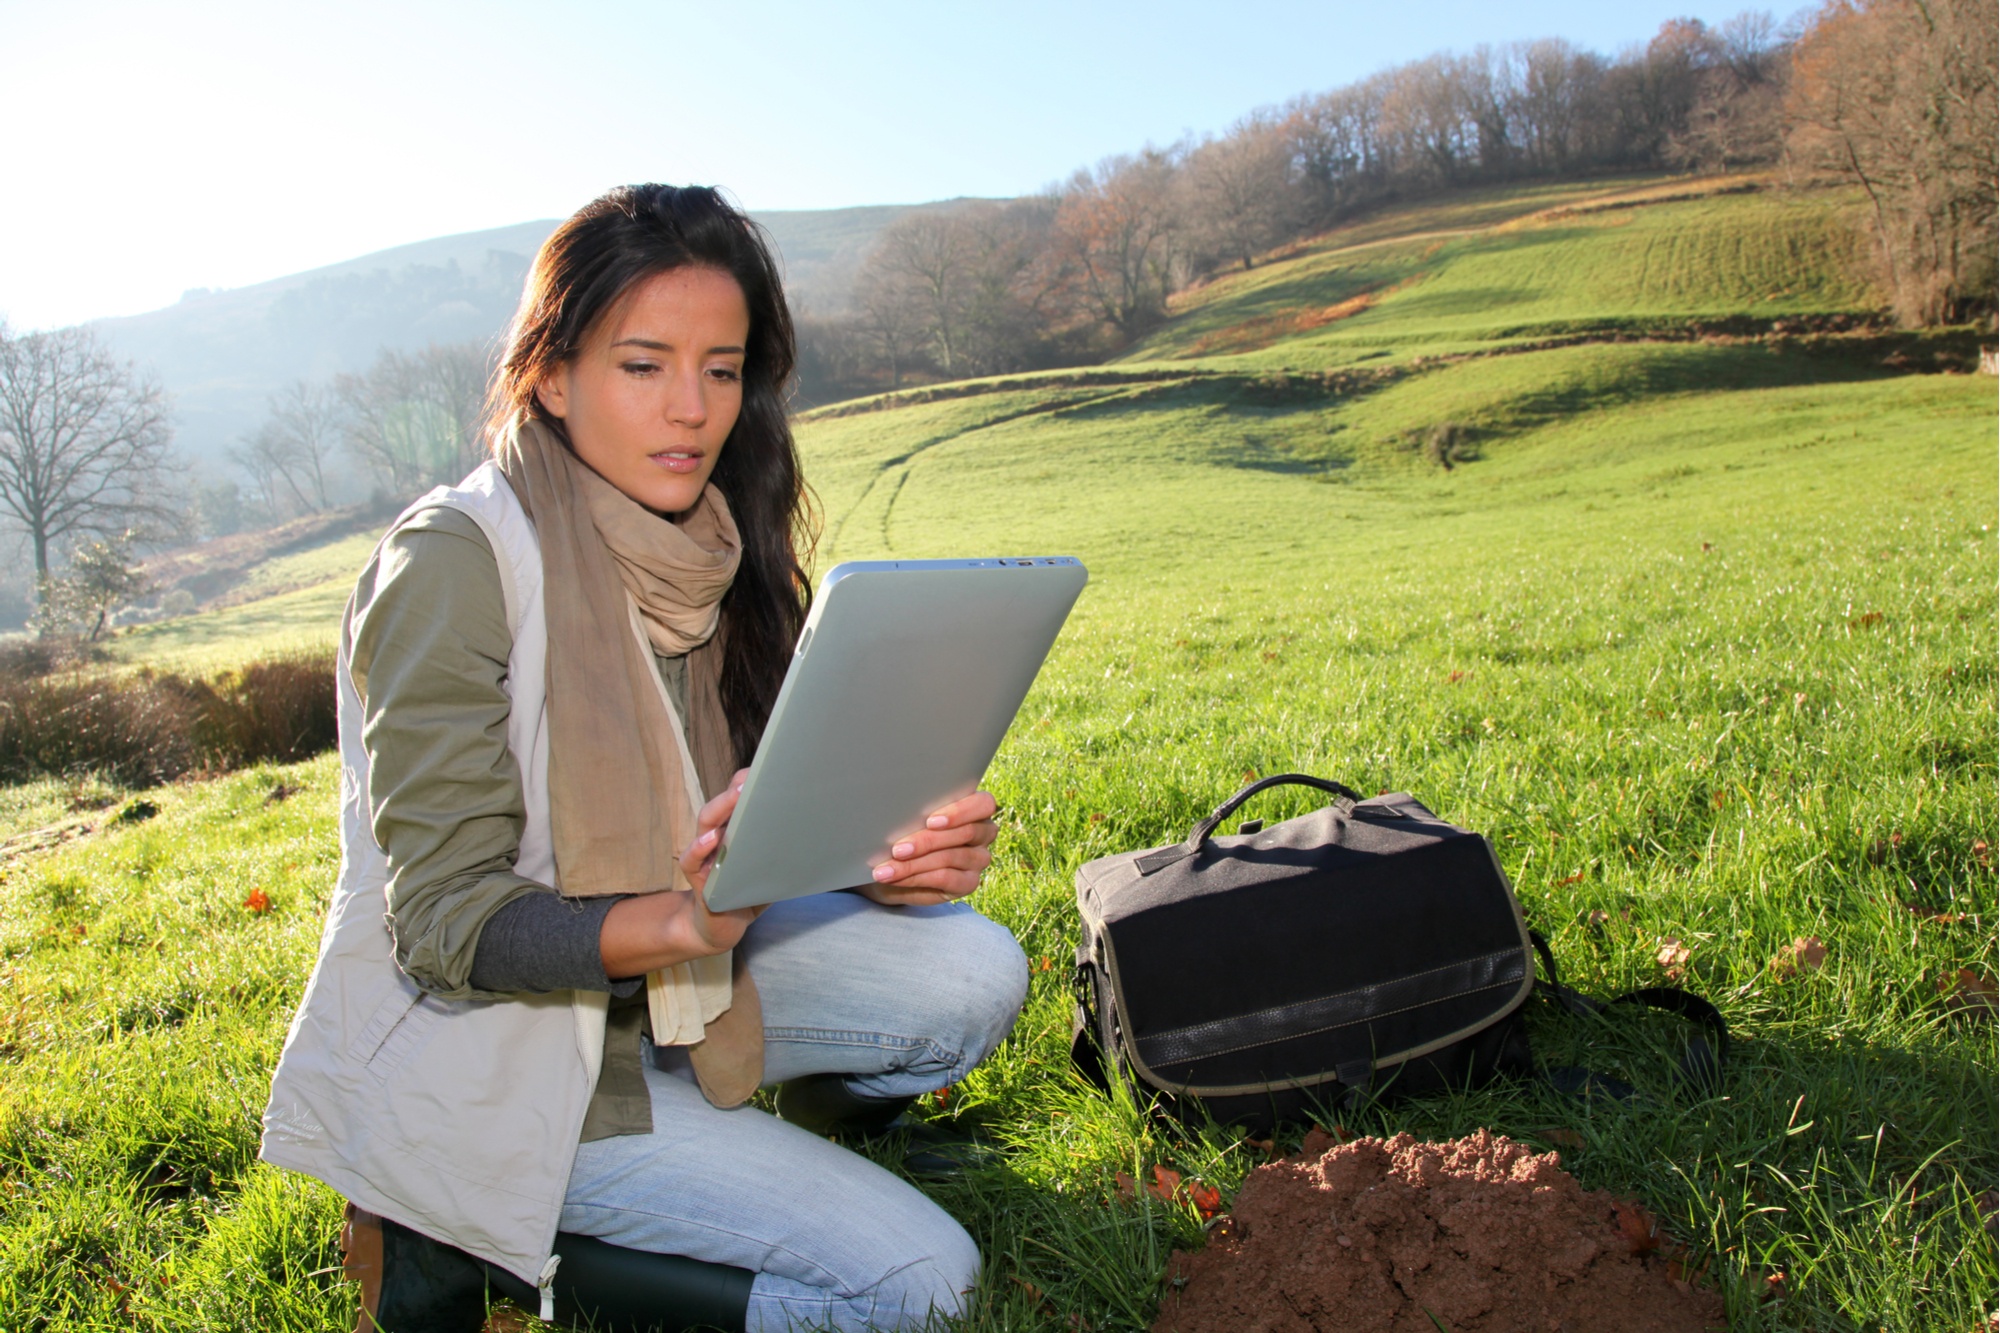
[496,417,763,1107]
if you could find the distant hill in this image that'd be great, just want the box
[94,200,972,472]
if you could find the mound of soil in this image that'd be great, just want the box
[1152,1129,1726,1333]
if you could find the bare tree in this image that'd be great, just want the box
[1786,0,1997,325]
[0,324,178,592]
[1184,116,1301,271]
[1051,150,1185,341]
[338,341,494,495]
[262,379,342,511]
[873,213,976,376]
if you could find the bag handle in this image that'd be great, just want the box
[1135,773,1364,875]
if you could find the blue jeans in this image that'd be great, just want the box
[559,891,1029,1332]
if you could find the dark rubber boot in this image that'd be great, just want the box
[347,1205,752,1333]
[775,1074,993,1179]
[774,1073,916,1136]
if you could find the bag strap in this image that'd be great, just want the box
[1135,773,1365,875]
[1529,929,1730,1098]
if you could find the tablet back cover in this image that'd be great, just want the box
[703,557,1087,910]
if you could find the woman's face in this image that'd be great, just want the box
[536,265,751,515]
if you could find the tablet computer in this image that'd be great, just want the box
[701,556,1087,912]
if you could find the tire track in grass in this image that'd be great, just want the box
[826,382,1197,557]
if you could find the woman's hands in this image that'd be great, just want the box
[857,790,999,908]
[599,776,1002,978]
[599,769,759,979]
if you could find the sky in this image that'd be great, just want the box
[2,0,1779,330]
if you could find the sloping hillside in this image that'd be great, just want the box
[95,200,974,471]
[1126,175,1878,366]
[30,173,2000,1332]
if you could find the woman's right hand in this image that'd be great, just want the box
[598,769,760,978]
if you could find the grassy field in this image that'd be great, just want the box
[1127,177,1878,367]
[0,175,1994,1332]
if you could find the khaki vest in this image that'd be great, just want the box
[263,461,632,1288]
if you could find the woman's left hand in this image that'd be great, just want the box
[858,790,999,907]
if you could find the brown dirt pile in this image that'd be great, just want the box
[1152,1129,1727,1333]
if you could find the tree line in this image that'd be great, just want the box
[0,1,1989,635]
[215,341,493,532]
[798,3,1994,402]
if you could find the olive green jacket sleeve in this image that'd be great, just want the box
[347,506,553,1000]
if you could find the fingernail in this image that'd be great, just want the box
[892,841,915,858]
[700,829,717,845]
[927,815,949,829]
[872,863,895,882]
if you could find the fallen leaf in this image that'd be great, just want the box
[1447,669,1467,684]
[1936,969,1999,1018]
[1760,1269,1787,1302]
[1609,1199,1661,1254]
[1583,908,1610,933]
[1299,1124,1352,1159]
[932,1086,951,1109]
[1241,769,1257,782]
[1532,1127,1586,1150]
[1037,956,1053,972]
[1655,937,1691,979]
[1850,611,1885,629]
[1010,1275,1048,1305]
[265,782,300,804]
[1768,936,1828,979]
[1554,869,1585,887]
[1242,1136,1277,1160]
[1700,541,1713,552]
[1186,1180,1223,1218]
[1113,1171,1137,1202]
[1088,813,1105,824]
[243,888,272,914]
[1973,840,1993,869]
[1146,1164,1182,1203]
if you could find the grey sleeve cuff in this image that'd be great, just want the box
[468,891,642,996]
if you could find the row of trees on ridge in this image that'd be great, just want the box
[798,3,1994,400]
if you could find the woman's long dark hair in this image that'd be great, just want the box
[490,184,816,766]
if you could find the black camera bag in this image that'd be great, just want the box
[1071,773,1538,1132]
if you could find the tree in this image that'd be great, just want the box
[1051,151,1185,341]
[231,380,342,521]
[1786,0,1998,325]
[338,341,493,496]
[0,324,178,594]
[262,379,342,511]
[33,530,148,641]
[1184,117,1301,271]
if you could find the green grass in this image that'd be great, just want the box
[108,580,348,676]
[5,173,1994,1331]
[1129,179,1879,367]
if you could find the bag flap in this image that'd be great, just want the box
[1082,803,1531,1098]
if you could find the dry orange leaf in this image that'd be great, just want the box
[1533,1127,1586,1150]
[1186,1180,1223,1219]
[243,888,272,914]
[1768,936,1828,979]
[1609,1199,1661,1255]
[1936,969,1999,1018]
[1113,1170,1137,1202]
[1146,1164,1182,1202]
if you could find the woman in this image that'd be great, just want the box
[261,185,1028,1333]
